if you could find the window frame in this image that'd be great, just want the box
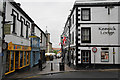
[72,31,74,44]
[101,51,109,62]
[81,27,91,43]
[81,8,91,21]
[12,15,17,34]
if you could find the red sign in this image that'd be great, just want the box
[92,47,97,53]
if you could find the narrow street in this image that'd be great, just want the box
[4,58,74,78]
[3,58,120,80]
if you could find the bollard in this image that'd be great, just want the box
[51,63,53,71]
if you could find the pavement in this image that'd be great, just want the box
[4,58,75,78]
[3,58,120,79]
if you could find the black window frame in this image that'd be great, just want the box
[20,21,24,37]
[81,50,91,64]
[81,27,91,43]
[12,15,17,34]
[26,25,29,39]
[72,15,74,24]
[81,8,91,21]
[72,31,74,44]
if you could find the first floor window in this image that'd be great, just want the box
[81,8,91,21]
[81,27,91,43]
[12,15,16,34]
[101,51,109,62]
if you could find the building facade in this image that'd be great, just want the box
[40,29,46,63]
[3,1,33,75]
[30,23,47,67]
[0,0,3,79]
[62,1,120,68]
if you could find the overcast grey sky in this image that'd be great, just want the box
[14,0,75,48]
[14,0,120,48]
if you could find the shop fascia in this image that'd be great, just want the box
[98,26,116,36]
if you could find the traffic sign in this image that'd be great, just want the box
[92,47,97,53]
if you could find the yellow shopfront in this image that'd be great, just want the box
[5,42,31,75]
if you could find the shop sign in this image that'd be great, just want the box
[4,24,11,34]
[8,42,31,51]
[92,47,97,53]
[98,26,116,36]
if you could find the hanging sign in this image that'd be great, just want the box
[4,24,11,34]
[92,47,97,53]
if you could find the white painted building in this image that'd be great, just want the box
[63,0,120,68]
[4,1,34,75]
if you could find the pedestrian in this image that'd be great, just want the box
[38,59,42,71]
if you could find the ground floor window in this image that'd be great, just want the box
[81,50,91,64]
[5,51,10,73]
[101,51,109,62]
[20,52,23,67]
[5,51,15,74]
[24,52,26,65]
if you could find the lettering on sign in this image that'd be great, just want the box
[98,26,116,36]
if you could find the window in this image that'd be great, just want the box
[26,26,28,38]
[72,32,74,44]
[31,26,35,34]
[72,15,74,24]
[69,33,71,44]
[40,32,42,43]
[12,15,16,34]
[81,50,91,64]
[20,21,23,37]
[81,27,91,43]
[101,51,109,62]
[81,8,91,21]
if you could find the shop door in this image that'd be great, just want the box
[81,50,91,64]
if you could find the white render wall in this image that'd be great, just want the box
[77,5,120,64]
[78,6,119,23]
[80,24,118,45]
[5,2,32,46]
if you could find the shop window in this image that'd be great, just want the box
[15,51,19,69]
[20,52,23,67]
[26,52,29,64]
[81,8,91,21]
[11,52,14,71]
[24,52,26,65]
[101,51,109,62]
[5,51,15,73]
[81,50,91,64]
[5,51,10,73]
[81,27,91,43]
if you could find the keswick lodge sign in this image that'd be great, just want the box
[98,26,116,36]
